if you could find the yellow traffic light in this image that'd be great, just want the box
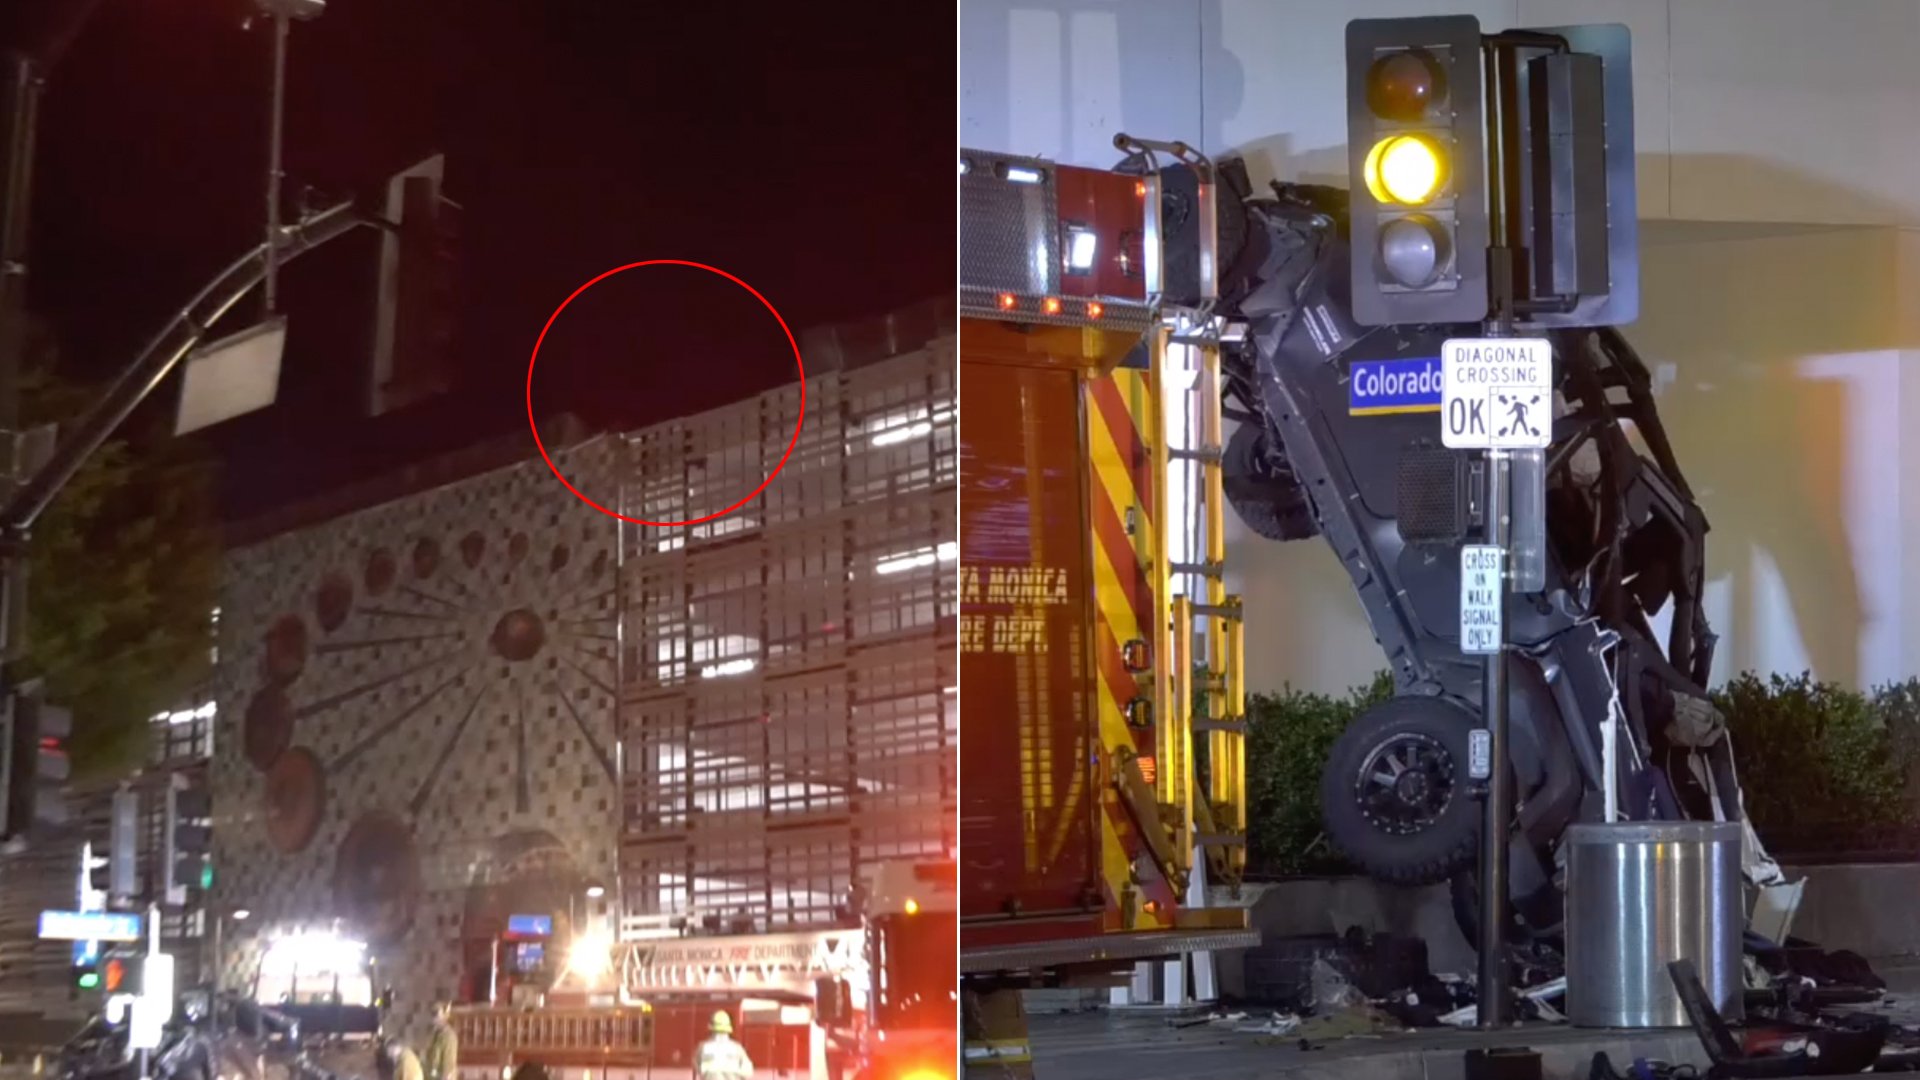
[1346,16,1487,325]
[1363,134,1446,206]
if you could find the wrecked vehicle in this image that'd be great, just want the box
[1184,160,1789,947]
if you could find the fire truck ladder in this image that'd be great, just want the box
[1161,322,1248,892]
[1115,130,1248,894]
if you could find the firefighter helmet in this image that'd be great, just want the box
[710,1010,732,1035]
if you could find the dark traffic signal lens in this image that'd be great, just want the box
[1378,216,1451,289]
[1365,50,1446,122]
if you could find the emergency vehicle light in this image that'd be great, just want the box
[997,163,1043,184]
[1065,226,1098,272]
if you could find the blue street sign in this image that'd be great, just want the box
[506,914,553,938]
[39,910,141,942]
[1349,355,1443,416]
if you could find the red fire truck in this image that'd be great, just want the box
[451,859,955,1080]
[959,141,1261,1076]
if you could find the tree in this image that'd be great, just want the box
[16,315,221,778]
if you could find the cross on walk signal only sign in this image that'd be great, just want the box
[1441,338,1553,450]
[1459,544,1504,655]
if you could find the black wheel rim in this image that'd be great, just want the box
[1353,731,1456,834]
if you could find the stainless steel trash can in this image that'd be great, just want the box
[1564,820,1745,1028]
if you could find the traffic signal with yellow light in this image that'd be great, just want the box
[1345,15,1488,327]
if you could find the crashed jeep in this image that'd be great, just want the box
[1181,162,1787,946]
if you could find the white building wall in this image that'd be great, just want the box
[965,0,1920,692]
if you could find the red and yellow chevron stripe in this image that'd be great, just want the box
[1085,367,1177,931]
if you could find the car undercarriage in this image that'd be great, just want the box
[1188,160,1787,947]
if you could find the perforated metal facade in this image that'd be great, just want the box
[617,342,958,933]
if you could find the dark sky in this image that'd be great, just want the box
[10,0,954,521]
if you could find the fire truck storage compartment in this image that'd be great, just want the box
[958,360,1099,918]
[615,344,958,934]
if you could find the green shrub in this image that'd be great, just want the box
[1244,671,1392,875]
[1714,672,1909,832]
[1872,677,1920,820]
[1240,668,1920,877]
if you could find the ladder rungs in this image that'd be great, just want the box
[1194,833,1247,848]
[1169,448,1223,463]
[1169,560,1223,578]
[1191,717,1246,734]
[1190,602,1241,621]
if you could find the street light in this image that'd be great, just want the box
[584,885,606,899]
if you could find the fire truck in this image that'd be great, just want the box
[450,858,955,1080]
[958,141,1261,1076]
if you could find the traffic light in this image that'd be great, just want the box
[2,689,72,840]
[1345,15,1488,327]
[102,954,134,994]
[369,154,462,417]
[1513,22,1640,328]
[105,789,139,904]
[163,773,212,907]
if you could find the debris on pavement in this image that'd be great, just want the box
[1307,958,1365,1012]
[1295,1002,1402,1042]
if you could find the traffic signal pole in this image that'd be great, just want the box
[1472,30,1569,1027]
[1472,33,1519,1030]
[0,50,41,678]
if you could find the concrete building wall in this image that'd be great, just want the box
[963,0,1920,693]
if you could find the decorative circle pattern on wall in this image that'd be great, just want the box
[315,573,353,633]
[243,685,294,771]
[264,615,308,684]
[333,810,421,947]
[411,537,441,579]
[265,747,325,854]
[364,548,398,596]
[212,442,623,1040]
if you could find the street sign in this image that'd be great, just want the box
[1348,356,1443,416]
[1468,729,1492,780]
[38,910,140,942]
[1441,338,1553,449]
[129,995,164,1050]
[1459,544,1504,655]
[144,952,175,1023]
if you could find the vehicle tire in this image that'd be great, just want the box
[1223,423,1317,541]
[1319,696,1480,886]
[510,1064,549,1080]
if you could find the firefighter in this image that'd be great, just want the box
[423,1000,459,1080]
[377,1037,425,1080]
[694,1010,753,1080]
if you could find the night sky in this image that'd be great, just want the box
[8,0,954,521]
